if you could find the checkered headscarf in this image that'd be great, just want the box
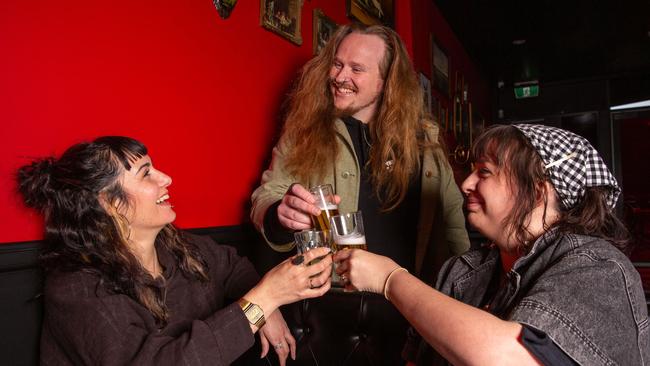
[513,124,620,210]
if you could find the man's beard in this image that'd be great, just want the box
[329,78,382,120]
[334,105,362,118]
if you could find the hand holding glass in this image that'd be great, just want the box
[329,211,367,251]
[309,184,339,231]
[294,229,332,265]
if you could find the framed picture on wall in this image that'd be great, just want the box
[431,36,450,97]
[313,9,338,54]
[440,105,448,131]
[418,72,432,113]
[470,104,485,145]
[260,0,303,45]
[346,0,394,26]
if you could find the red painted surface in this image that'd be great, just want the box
[0,1,489,244]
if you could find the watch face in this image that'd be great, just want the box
[248,304,264,323]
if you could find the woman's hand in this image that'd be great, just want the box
[259,310,296,366]
[333,249,400,293]
[244,247,333,317]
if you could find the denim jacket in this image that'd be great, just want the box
[418,230,649,365]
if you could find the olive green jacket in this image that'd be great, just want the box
[250,119,470,280]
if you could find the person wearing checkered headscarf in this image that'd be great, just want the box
[333,124,648,365]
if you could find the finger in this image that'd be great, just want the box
[286,334,297,360]
[314,267,332,287]
[335,261,348,275]
[276,345,289,366]
[260,334,269,358]
[278,201,313,223]
[332,247,352,262]
[286,195,320,216]
[302,247,332,267]
[312,278,331,296]
[333,194,342,204]
[289,183,316,204]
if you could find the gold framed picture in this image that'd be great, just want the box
[346,0,394,26]
[431,35,450,97]
[260,0,303,45]
[418,72,432,114]
[312,9,338,54]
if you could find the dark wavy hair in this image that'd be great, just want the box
[17,136,208,325]
[471,125,629,253]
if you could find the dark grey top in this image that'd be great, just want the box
[39,233,260,365]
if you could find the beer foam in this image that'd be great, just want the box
[335,234,366,246]
[318,203,338,210]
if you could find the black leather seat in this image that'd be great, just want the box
[281,290,409,366]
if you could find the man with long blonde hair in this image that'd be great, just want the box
[251,23,469,364]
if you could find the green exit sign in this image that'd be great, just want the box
[514,85,540,99]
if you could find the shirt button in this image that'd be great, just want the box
[425,170,433,178]
[342,171,350,179]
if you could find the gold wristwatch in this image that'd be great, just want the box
[237,298,266,328]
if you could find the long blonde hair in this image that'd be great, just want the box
[283,24,434,210]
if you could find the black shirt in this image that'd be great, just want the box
[341,116,420,271]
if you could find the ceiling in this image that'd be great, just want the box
[434,0,650,86]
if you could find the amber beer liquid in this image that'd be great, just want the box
[334,233,367,251]
[311,203,339,231]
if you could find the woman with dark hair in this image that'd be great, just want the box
[17,136,332,366]
[334,124,649,365]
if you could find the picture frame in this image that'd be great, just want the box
[212,0,238,19]
[312,9,338,55]
[470,105,485,145]
[440,105,448,132]
[431,95,440,122]
[453,71,463,137]
[418,72,432,114]
[260,0,303,45]
[431,35,450,97]
[346,0,394,26]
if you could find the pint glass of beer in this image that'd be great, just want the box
[309,184,339,231]
[329,211,367,251]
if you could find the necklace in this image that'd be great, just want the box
[361,125,372,147]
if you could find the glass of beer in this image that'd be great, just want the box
[309,184,339,231]
[294,229,332,265]
[329,211,367,251]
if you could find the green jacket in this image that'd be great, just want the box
[250,119,470,281]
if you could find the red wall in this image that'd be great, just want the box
[0,0,488,244]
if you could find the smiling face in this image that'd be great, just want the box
[117,154,175,238]
[329,32,386,123]
[461,158,517,249]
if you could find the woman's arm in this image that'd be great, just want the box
[335,249,541,366]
